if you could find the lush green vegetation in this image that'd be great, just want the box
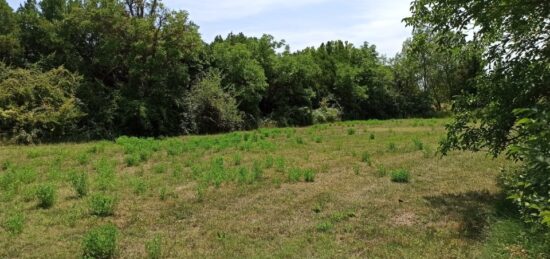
[0,0,480,144]
[406,0,549,227]
[0,119,548,257]
[0,0,548,257]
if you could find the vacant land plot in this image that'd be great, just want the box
[0,119,526,258]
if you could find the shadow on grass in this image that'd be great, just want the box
[424,190,510,240]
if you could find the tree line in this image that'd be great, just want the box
[0,0,478,142]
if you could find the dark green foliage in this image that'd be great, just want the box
[89,194,117,217]
[82,224,118,259]
[391,169,410,183]
[36,184,56,208]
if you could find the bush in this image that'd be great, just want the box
[391,169,410,183]
[82,224,118,259]
[36,184,56,208]
[70,172,89,197]
[184,71,243,134]
[347,128,355,135]
[312,98,342,124]
[0,64,84,144]
[89,194,117,217]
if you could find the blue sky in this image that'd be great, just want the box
[7,0,413,56]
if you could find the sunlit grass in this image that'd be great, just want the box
[0,118,544,258]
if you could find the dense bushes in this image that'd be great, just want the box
[0,64,83,143]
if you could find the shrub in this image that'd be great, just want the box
[146,235,162,259]
[370,133,375,140]
[82,224,118,259]
[252,161,263,181]
[387,142,397,152]
[70,172,89,197]
[361,151,372,165]
[124,155,140,167]
[376,165,388,177]
[132,178,147,195]
[3,211,24,235]
[314,136,322,143]
[391,169,410,183]
[159,187,168,201]
[412,138,424,150]
[288,168,302,182]
[264,155,274,169]
[152,163,167,174]
[347,128,355,135]
[36,184,56,208]
[316,221,333,232]
[303,169,316,182]
[232,153,242,166]
[89,194,117,217]
[312,98,342,124]
[0,65,84,144]
[184,71,243,134]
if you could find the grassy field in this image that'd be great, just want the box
[0,118,545,258]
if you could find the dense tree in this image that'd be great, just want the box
[406,0,549,225]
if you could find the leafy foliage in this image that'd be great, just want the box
[0,63,83,143]
[82,224,118,259]
[406,0,549,226]
[183,71,243,134]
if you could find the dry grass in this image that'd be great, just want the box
[0,118,510,258]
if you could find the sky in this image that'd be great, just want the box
[6,0,413,56]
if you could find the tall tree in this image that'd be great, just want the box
[406,0,550,225]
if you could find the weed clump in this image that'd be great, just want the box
[376,165,387,177]
[70,171,89,197]
[391,169,410,183]
[347,128,355,135]
[387,142,397,152]
[288,168,302,182]
[36,184,56,208]
[82,224,118,259]
[361,151,372,165]
[412,138,424,150]
[316,221,333,232]
[3,211,24,235]
[89,194,117,217]
[304,169,316,182]
[146,235,162,259]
